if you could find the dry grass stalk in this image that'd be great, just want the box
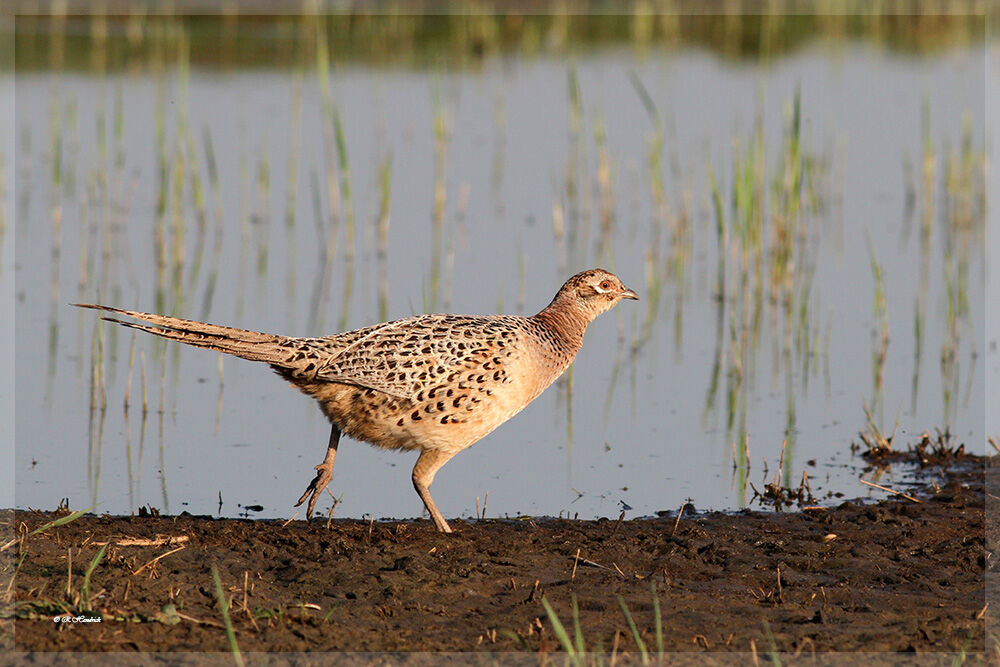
[860,478,922,503]
[95,535,189,547]
[131,544,186,575]
[856,403,898,456]
[671,502,685,536]
[611,509,626,538]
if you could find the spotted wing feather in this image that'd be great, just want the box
[310,314,518,401]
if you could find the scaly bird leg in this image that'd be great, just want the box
[412,448,458,533]
[295,424,341,519]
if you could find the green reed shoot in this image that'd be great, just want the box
[594,113,613,262]
[123,331,136,412]
[285,64,304,314]
[571,594,585,657]
[334,110,355,332]
[236,123,250,319]
[552,196,567,276]
[629,70,668,350]
[28,505,96,538]
[429,87,449,311]
[211,564,245,667]
[540,596,582,663]
[199,125,226,319]
[565,63,583,261]
[616,595,649,664]
[567,63,582,136]
[650,583,664,657]
[80,544,106,611]
[865,234,888,421]
[761,619,781,665]
[185,128,208,290]
[153,78,168,314]
[376,154,393,323]
[707,162,725,300]
[168,141,187,321]
[333,110,354,263]
[310,13,343,334]
[256,152,271,279]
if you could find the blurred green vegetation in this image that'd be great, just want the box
[9,5,988,73]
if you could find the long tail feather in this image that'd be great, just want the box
[74,303,292,366]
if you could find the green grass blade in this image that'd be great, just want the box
[541,596,577,659]
[629,69,658,123]
[211,564,245,667]
[762,619,781,666]
[616,595,649,665]
[651,583,663,656]
[29,505,96,537]
[571,593,585,654]
[81,544,107,611]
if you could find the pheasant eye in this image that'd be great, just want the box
[599,280,612,291]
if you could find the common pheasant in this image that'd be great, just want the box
[76,268,638,532]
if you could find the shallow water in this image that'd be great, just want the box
[9,31,987,522]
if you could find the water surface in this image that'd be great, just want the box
[9,30,987,522]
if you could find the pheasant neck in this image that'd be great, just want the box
[533,302,589,355]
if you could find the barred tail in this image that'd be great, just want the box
[73,304,292,366]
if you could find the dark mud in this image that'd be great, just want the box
[2,455,994,663]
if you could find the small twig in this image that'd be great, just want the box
[95,535,189,547]
[671,502,685,536]
[611,510,625,538]
[860,478,922,503]
[571,548,581,581]
[132,545,187,576]
[242,570,249,613]
[574,556,610,571]
[177,610,225,628]
[281,512,299,528]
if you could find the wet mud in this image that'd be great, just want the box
[3,454,993,662]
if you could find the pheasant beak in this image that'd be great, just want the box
[620,287,639,301]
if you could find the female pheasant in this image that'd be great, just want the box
[77,268,638,532]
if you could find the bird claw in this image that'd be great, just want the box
[294,465,333,519]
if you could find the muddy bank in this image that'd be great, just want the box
[3,455,992,662]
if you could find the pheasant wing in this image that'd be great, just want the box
[311,315,502,400]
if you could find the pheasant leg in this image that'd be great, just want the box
[295,424,341,519]
[412,448,458,533]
